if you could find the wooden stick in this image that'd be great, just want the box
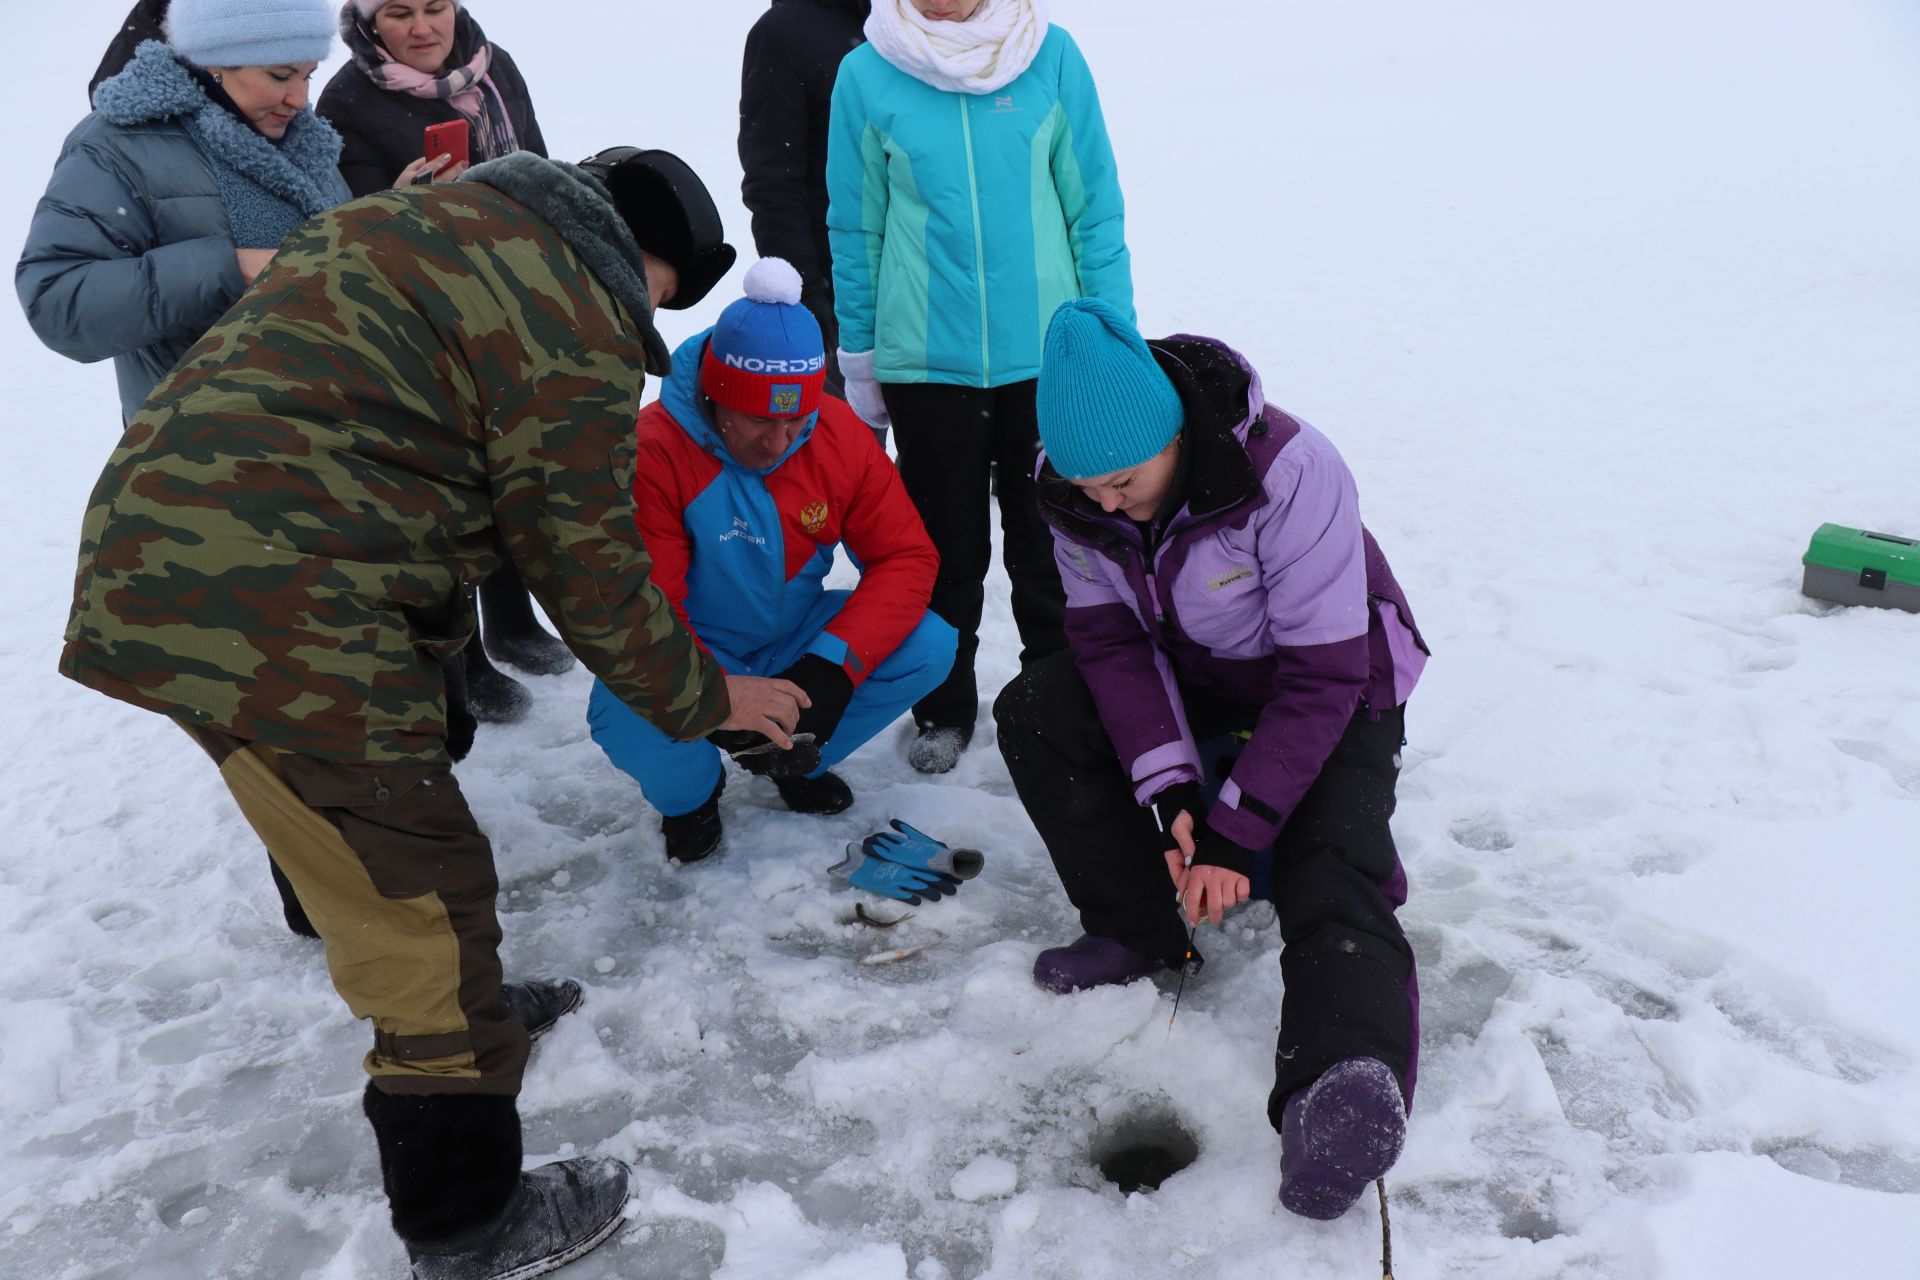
[1378,1178,1395,1280]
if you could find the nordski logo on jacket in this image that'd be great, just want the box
[719,516,767,547]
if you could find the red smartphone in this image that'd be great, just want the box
[423,119,470,172]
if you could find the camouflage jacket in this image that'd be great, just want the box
[60,153,730,763]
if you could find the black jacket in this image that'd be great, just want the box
[315,44,547,198]
[89,0,170,103]
[738,0,868,339]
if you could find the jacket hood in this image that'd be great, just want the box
[92,41,206,125]
[661,330,818,476]
[1149,335,1265,519]
[462,152,672,376]
[1152,333,1265,433]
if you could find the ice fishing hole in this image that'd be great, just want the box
[1092,1105,1200,1193]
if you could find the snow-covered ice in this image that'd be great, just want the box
[2,1,1916,1277]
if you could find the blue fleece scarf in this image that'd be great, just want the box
[93,41,344,249]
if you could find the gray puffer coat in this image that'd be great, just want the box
[17,41,350,421]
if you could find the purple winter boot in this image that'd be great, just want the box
[1032,934,1167,994]
[1278,1057,1407,1220]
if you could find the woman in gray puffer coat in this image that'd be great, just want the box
[18,0,349,423]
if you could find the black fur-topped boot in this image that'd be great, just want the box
[462,645,533,725]
[480,566,576,677]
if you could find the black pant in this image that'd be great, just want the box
[802,283,847,403]
[477,561,540,642]
[994,652,1419,1117]
[883,379,1066,729]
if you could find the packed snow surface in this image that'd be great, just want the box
[2,1,1917,1277]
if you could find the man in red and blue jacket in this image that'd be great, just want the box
[588,258,955,861]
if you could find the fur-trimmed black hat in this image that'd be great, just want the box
[578,147,736,310]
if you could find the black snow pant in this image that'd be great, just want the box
[882,379,1067,730]
[994,651,1420,1122]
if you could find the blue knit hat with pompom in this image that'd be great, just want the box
[166,0,335,67]
[1037,298,1185,480]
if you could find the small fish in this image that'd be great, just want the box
[859,942,934,966]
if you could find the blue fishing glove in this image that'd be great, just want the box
[862,820,985,881]
[830,843,957,905]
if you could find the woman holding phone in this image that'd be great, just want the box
[318,1,547,196]
[319,0,566,717]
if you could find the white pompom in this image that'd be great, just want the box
[742,257,804,306]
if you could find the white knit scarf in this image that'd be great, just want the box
[864,0,1051,95]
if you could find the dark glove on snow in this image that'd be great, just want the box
[777,654,855,746]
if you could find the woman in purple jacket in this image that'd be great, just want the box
[994,298,1430,1221]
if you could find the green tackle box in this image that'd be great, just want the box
[1800,523,1920,613]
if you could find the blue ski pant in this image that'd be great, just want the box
[588,590,957,816]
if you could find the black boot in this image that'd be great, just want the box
[363,1086,630,1280]
[410,1157,631,1280]
[772,771,854,815]
[660,773,725,863]
[267,856,319,939]
[462,645,533,724]
[501,979,582,1044]
[908,724,972,775]
[480,565,576,677]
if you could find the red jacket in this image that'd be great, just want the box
[634,347,937,684]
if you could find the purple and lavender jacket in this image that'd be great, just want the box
[1037,334,1429,854]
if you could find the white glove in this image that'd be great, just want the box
[838,349,892,430]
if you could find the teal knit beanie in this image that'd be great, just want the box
[1036,298,1185,480]
[166,0,335,67]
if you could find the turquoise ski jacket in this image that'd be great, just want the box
[826,24,1133,389]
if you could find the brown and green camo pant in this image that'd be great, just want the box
[183,725,529,1097]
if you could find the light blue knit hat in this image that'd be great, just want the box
[165,0,335,67]
[1037,298,1185,480]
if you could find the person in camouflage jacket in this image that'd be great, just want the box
[58,148,808,1278]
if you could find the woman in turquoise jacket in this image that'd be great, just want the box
[827,0,1133,774]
